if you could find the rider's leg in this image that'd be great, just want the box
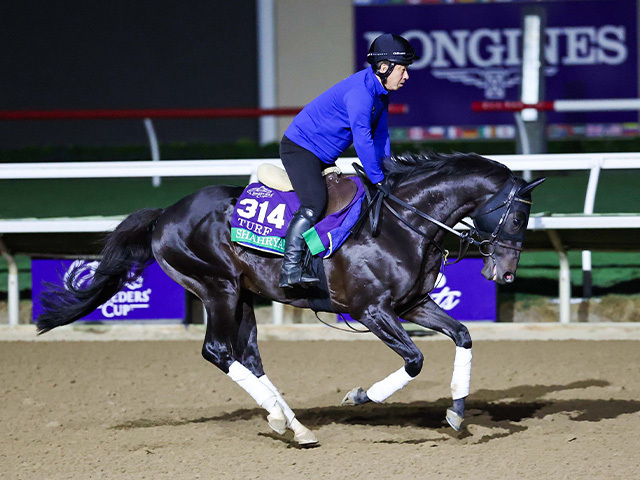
[279,136,328,288]
[279,207,320,288]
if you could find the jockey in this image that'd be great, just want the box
[279,33,417,289]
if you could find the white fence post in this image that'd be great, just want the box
[0,237,19,326]
[547,230,571,324]
[143,118,161,187]
[581,160,602,298]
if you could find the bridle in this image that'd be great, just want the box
[471,178,531,254]
[352,164,528,265]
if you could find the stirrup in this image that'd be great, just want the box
[279,271,319,289]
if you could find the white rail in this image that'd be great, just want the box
[2,152,640,326]
[2,152,640,179]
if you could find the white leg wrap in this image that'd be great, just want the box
[366,367,414,403]
[259,374,296,427]
[259,374,313,440]
[227,362,278,412]
[451,347,472,400]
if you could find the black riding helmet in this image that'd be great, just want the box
[367,33,418,86]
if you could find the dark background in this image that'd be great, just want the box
[1,0,258,147]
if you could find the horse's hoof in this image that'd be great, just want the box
[341,387,369,406]
[267,407,287,435]
[446,407,464,432]
[294,427,319,446]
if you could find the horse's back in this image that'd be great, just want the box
[152,185,242,258]
[161,184,240,223]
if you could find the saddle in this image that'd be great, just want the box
[257,164,358,217]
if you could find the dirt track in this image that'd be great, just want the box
[2,338,640,479]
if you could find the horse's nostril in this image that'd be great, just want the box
[504,272,515,283]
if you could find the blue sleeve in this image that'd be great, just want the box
[344,88,385,184]
[373,108,391,163]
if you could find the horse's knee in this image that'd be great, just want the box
[455,325,472,349]
[201,341,233,373]
[405,352,424,378]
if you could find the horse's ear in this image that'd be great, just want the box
[519,177,546,196]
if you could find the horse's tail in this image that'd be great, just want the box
[36,208,164,334]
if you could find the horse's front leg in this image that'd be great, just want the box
[402,297,472,431]
[341,300,424,406]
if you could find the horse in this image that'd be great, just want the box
[36,151,544,446]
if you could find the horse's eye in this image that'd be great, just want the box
[512,211,528,230]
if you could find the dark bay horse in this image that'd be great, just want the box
[37,151,544,445]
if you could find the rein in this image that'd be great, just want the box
[351,164,522,264]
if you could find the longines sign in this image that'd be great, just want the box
[355,0,638,136]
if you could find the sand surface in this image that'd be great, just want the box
[2,338,640,479]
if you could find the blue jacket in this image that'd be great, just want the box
[284,67,390,184]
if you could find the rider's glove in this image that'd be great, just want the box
[376,179,392,197]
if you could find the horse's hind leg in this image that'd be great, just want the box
[155,248,317,444]
[233,290,318,445]
[155,258,293,439]
[197,282,289,431]
[402,298,472,431]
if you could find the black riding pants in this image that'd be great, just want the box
[280,135,332,221]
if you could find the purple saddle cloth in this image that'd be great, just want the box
[230,179,365,258]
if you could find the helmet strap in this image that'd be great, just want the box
[374,62,396,87]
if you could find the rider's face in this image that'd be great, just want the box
[383,64,409,91]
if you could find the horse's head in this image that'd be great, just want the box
[381,151,545,285]
[472,176,545,284]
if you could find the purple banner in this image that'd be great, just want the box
[355,0,638,138]
[340,258,496,322]
[32,260,186,322]
[428,258,496,321]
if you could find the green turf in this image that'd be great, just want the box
[517,251,640,286]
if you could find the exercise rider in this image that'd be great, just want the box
[279,33,417,289]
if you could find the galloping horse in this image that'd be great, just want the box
[37,151,544,446]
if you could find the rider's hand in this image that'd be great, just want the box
[376,179,391,197]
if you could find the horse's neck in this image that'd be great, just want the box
[401,174,499,225]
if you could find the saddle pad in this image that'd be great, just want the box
[231,184,299,255]
[230,179,365,257]
[302,178,365,258]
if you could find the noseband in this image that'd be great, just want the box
[352,165,528,265]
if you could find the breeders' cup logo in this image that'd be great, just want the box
[247,185,275,199]
[64,260,100,291]
[430,273,461,311]
[365,25,628,99]
[65,260,150,318]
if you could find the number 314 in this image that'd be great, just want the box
[236,199,286,229]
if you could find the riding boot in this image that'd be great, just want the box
[279,208,320,289]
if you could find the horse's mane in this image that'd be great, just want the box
[383,150,510,183]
